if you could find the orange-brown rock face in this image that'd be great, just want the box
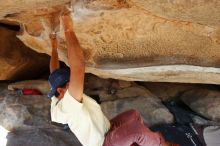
[0,0,220,83]
[0,25,49,80]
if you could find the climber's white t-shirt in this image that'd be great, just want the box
[51,90,110,146]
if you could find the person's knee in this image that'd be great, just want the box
[128,109,139,115]
[127,109,143,121]
[129,109,141,118]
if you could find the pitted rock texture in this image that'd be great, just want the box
[131,0,220,26]
[0,0,220,83]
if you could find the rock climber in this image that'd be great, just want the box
[47,11,172,146]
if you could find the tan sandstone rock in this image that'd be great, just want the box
[0,0,219,83]
[0,26,49,80]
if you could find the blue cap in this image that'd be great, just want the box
[48,68,70,98]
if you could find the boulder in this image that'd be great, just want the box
[8,80,50,95]
[0,85,51,130]
[141,82,201,101]
[0,101,31,131]
[181,88,220,122]
[6,128,81,146]
[17,94,51,126]
[0,81,175,145]
[101,88,174,126]
[0,83,81,146]
[84,74,156,102]
[0,80,84,145]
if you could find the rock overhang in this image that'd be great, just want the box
[0,0,220,83]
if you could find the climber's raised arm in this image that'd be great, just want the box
[61,13,85,102]
[49,33,60,73]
